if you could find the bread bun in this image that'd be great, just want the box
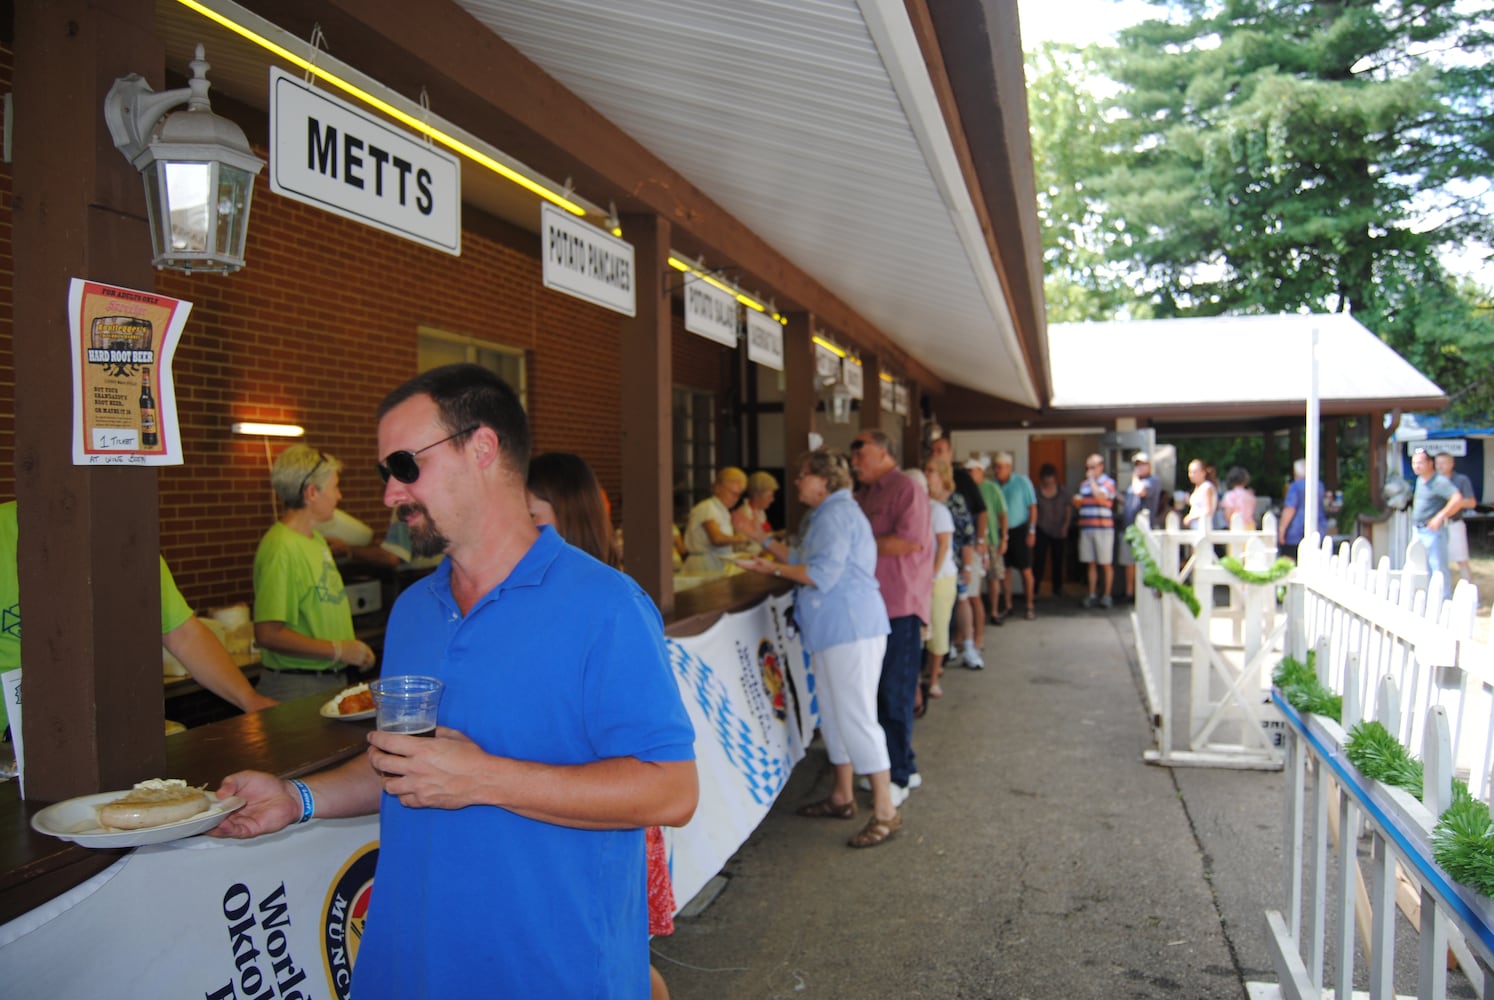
[97,779,210,830]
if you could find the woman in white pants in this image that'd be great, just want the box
[739,449,900,848]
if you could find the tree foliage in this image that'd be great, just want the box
[1027,0,1494,421]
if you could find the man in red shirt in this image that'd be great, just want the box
[851,429,934,799]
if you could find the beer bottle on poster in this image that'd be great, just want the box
[139,367,159,449]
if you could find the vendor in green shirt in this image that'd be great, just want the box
[253,445,376,702]
[0,500,277,736]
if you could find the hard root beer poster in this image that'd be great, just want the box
[67,279,190,466]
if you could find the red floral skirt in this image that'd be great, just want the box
[646,825,676,936]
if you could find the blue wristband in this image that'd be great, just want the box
[289,778,315,824]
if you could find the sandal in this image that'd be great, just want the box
[848,811,902,848]
[1024,607,1036,621]
[797,797,856,820]
[928,682,944,699]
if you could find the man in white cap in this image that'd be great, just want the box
[1118,452,1166,601]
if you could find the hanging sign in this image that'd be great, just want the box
[814,342,841,383]
[68,279,190,466]
[269,67,461,256]
[745,310,783,371]
[684,276,738,347]
[1409,439,1466,457]
[882,379,898,413]
[540,203,637,316]
[842,359,864,400]
[894,384,910,416]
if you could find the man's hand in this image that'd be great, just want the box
[368,726,488,811]
[210,770,300,839]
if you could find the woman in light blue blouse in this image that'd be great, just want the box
[738,449,900,848]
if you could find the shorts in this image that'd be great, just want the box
[1005,526,1032,570]
[1448,519,1470,562]
[961,562,984,595]
[926,575,957,655]
[1078,529,1114,565]
[1116,530,1136,566]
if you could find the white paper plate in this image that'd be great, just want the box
[320,689,375,722]
[31,791,245,848]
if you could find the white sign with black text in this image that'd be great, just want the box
[540,204,637,317]
[1409,439,1467,457]
[684,277,739,347]
[842,359,863,400]
[745,310,783,371]
[269,68,461,256]
[814,343,841,383]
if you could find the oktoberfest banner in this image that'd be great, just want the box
[0,816,379,998]
[665,590,816,907]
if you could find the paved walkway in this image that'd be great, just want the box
[651,596,1286,1000]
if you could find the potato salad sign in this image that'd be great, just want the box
[68,279,190,466]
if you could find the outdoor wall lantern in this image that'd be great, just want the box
[104,44,264,275]
[825,378,854,425]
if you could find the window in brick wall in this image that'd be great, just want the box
[672,387,716,523]
[417,327,527,408]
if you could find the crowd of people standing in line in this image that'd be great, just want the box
[730,438,1185,853]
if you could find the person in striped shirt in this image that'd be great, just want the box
[1073,453,1117,609]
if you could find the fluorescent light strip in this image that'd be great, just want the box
[175,0,590,217]
[812,335,846,358]
[667,255,783,322]
[232,421,305,437]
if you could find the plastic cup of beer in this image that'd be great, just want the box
[370,675,444,737]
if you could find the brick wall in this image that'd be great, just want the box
[0,45,734,610]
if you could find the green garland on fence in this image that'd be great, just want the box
[1271,653,1342,722]
[1268,658,1494,897]
[1219,555,1297,586]
[1344,721,1424,801]
[1337,719,1494,899]
[1124,524,1200,617]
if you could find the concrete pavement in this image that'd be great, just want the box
[651,596,1287,1000]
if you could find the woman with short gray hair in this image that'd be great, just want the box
[737,449,901,847]
[253,444,375,702]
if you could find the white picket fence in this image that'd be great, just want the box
[1260,531,1494,999]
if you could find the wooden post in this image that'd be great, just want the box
[782,312,814,530]
[13,0,167,798]
[620,213,673,613]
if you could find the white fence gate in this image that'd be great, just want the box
[1131,509,1288,769]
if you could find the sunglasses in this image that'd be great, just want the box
[297,452,327,498]
[378,425,479,484]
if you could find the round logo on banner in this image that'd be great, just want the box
[321,841,379,999]
[758,638,786,721]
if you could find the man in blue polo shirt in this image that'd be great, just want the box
[1410,447,1465,587]
[213,365,698,998]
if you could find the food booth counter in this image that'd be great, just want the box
[0,574,807,995]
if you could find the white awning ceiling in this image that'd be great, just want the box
[1048,313,1446,413]
[446,0,1040,406]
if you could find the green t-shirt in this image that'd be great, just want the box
[979,480,1008,547]
[0,501,193,732]
[252,521,355,673]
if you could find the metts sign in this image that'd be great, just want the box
[269,68,461,256]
